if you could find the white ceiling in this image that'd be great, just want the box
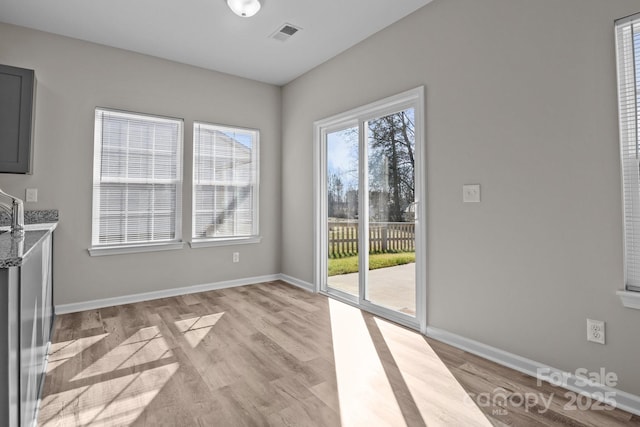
[0,0,432,86]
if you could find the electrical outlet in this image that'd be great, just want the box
[587,319,605,344]
[233,252,240,263]
[463,184,481,203]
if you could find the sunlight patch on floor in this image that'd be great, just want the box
[328,298,406,426]
[46,333,109,372]
[174,312,224,348]
[40,362,179,426]
[328,297,492,426]
[71,326,172,381]
[374,317,492,426]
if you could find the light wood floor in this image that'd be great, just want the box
[38,281,639,426]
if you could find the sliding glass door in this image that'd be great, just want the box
[326,126,360,299]
[365,109,416,316]
[316,88,425,330]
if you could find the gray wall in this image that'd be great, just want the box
[3,0,640,400]
[281,0,640,396]
[0,23,282,305]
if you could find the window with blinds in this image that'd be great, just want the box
[616,13,640,292]
[91,108,183,253]
[192,122,259,241]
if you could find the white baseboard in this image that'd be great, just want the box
[55,274,281,314]
[278,274,316,292]
[426,326,640,417]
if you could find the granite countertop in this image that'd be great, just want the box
[0,210,58,268]
[0,209,58,226]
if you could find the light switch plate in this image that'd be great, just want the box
[463,184,480,203]
[25,188,38,203]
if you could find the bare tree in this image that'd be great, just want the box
[327,173,343,218]
[367,110,415,222]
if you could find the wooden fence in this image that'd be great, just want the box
[328,222,415,258]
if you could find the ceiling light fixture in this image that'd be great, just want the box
[227,0,261,17]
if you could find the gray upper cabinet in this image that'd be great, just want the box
[0,64,35,174]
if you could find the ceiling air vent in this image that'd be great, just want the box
[270,23,301,42]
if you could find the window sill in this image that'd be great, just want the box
[617,290,640,310]
[88,241,185,256]
[189,236,262,248]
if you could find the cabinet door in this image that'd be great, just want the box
[0,268,20,427]
[20,243,43,427]
[41,235,52,347]
[0,64,34,174]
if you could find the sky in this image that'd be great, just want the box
[222,130,253,149]
[326,108,415,191]
[327,127,358,189]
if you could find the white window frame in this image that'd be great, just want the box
[616,12,640,309]
[89,108,184,256]
[190,122,260,248]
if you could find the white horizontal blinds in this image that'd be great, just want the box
[193,123,257,239]
[616,14,640,291]
[92,109,182,246]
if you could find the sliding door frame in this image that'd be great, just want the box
[313,87,427,333]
